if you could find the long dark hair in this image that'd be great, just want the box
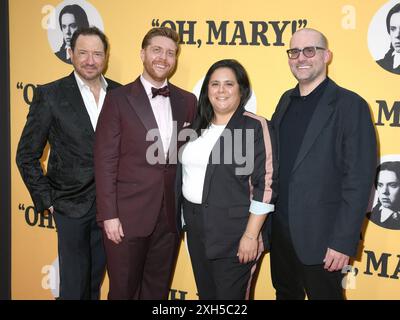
[375,161,400,188]
[192,59,251,133]
[375,161,400,210]
[386,3,400,35]
[59,4,89,30]
[385,3,400,52]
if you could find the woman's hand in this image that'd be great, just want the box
[237,233,258,264]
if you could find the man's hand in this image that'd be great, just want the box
[48,206,54,214]
[323,248,349,272]
[104,218,124,244]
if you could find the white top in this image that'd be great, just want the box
[74,72,108,131]
[393,50,400,69]
[65,45,71,60]
[181,123,226,204]
[380,206,399,223]
[140,75,173,159]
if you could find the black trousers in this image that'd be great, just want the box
[269,215,344,300]
[53,202,106,300]
[183,199,256,300]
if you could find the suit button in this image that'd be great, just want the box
[205,203,209,208]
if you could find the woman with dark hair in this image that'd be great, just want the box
[376,3,400,74]
[55,4,89,64]
[369,161,400,229]
[176,59,277,299]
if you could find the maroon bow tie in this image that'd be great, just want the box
[151,86,170,98]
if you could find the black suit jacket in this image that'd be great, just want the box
[271,78,377,265]
[176,106,278,259]
[55,48,71,64]
[376,49,400,75]
[16,72,121,218]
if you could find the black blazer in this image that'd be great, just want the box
[16,72,121,218]
[376,49,400,75]
[176,106,278,259]
[55,45,71,64]
[271,78,377,265]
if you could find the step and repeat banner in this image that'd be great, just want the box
[10,0,399,299]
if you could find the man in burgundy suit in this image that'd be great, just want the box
[94,27,197,299]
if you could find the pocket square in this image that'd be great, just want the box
[183,122,191,128]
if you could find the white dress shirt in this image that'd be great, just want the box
[66,45,71,60]
[74,72,108,131]
[380,206,399,223]
[393,50,400,69]
[140,75,173,159]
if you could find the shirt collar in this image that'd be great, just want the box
[391,50,400,57]
[74,71,108,91]
[140,75,168,97]
[380,206,399,222]
[392,50,400,69]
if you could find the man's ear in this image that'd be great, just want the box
[324,49,333,64]
[140,48,145,63]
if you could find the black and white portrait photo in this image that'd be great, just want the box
[376,3,400,74]
[55,4,89,64]
[47,1,104,64]
[368,161,400,230]
[368,1,400,75]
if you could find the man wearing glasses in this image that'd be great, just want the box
[269,28,376,299]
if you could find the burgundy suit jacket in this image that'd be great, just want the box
[94,77,197,236]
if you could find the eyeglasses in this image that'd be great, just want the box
[286,46,326,59]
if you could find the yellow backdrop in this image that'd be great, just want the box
[10,0,400,299]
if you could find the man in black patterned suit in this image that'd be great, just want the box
[16,27,121,299]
